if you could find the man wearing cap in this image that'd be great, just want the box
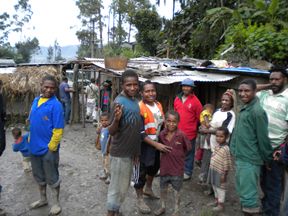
[174,78,202,180]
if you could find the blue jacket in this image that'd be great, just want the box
[12,133,31,157]
[29,96,64,156]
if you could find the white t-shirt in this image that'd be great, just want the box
[146,103,164,141]
[203,109,236,151]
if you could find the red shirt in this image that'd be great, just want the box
[174,93,202,140]
[159,129,191,176]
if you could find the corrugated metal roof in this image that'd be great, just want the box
[139,70,238,84]
[0,67,16,74]
[86,58,238,83]
[0,59,16,67]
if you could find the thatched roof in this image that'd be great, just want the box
[0,65,61,97]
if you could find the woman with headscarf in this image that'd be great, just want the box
[198,89,236,192]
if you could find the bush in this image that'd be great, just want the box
[216,22,288,65]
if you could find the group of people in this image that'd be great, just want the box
[102,68,288,216]
[0,65,287,216]
[59,77,112,125]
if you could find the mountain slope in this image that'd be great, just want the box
[31,45,79,63]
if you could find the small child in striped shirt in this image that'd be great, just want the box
[207,126,232,212]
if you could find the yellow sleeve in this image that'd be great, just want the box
[48,128,64,151]
[200,110,212,123]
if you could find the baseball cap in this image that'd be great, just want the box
[181,78,195,87]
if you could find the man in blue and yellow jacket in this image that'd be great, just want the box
[29,75,64,216]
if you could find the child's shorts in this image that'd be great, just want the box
[160,175,183,192]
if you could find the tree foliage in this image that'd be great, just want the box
[47,46,53,62]
[132,7,162,56]
[0,0,32,44]
[217,23,288,65]
[155,0,288,65]
[14,37,39,63]
[76,0,104,57]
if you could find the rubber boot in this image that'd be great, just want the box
[143,175,159,199]
[135,188,151,214]
[49,186,61,215]
[30,185,48,209]
[22,158,31,172]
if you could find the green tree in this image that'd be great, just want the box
[126,0,151,42]
[0,43,14,59]
[0,0,33,59]
[14,37,39,63]
[157,0,236,58]
[110,0,128,46]
[76,0,104,57]
[0,0,32,44]
[133,7,162,56]
[76,29,92,57]
[47,45,54,62]
[216,23,288,65]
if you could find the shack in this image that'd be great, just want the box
[85,57,270,112]
[0,63,64,122]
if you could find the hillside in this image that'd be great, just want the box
[31,45,79,63]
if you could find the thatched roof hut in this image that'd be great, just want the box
[0,65,63,120]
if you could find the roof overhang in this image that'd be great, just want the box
[139,70,238,84]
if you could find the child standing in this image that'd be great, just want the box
[154,110,191,216]
[195,104,214,168]
[207,127,232,212]
[96,112,111,184]
[12,127,31,172]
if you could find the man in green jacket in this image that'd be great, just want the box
[230,79,273,216]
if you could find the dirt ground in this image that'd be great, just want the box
[0,123,243,216]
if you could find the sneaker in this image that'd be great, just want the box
[183,173,191,181]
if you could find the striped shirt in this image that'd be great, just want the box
[257,88,288,149]
[210,145,232,175]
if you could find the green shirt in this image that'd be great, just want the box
[230,98,273,165]
[257,88,288,149]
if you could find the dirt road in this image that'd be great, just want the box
[0,124,242,216]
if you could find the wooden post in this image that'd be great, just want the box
[81,65,85,128]
[97,71,101,120]
[71,64,80,124]
[111,76,117,102]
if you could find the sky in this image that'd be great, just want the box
[0,0,180,47]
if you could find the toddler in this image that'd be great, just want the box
[154,110,191,216]
[207,127,232,212]
[12,127,31,172]
[96,112,111,184]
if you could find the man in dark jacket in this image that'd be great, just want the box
[0,80,6,216]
